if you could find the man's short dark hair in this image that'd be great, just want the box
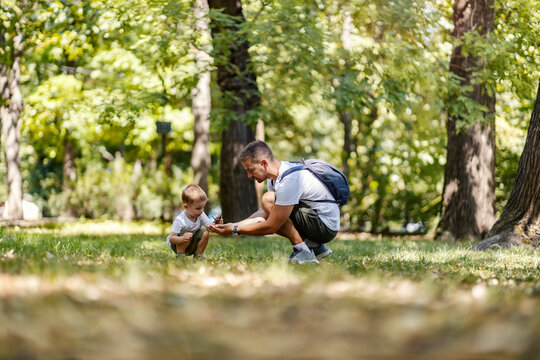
[239,140,275,163]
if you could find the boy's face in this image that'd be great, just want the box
[184,200,207,219]
[242,158,268,183]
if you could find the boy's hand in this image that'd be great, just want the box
[182,232,193,241]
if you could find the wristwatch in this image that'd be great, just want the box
[232,225,239,237]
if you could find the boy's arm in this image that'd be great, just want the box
[168,230,192,244]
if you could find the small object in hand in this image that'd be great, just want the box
[213,214,223,224]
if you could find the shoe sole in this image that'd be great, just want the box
[288,256,319,264]
[315,249,333,260]
[290,259,319,264]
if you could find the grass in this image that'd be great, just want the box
[1,222,540,359]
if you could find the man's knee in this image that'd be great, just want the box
[261,192,276,213]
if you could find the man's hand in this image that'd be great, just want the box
[207,223,233,235]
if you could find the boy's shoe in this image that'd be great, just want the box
[288,248,319,264]
[194,254,207,260]
[311,243,333,259]
[176,253,186,259]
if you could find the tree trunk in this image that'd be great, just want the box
[220,121,257,222]
[191,0,212,199]
[354,106,377,230]
[209,0,259,222]
[60,136,77,218]
[0,34,24,220]
[338,10,353,177]
[437,0,496,241]
[339,111,353,177]
[114,151,135,221]
[474,80,540,250]
[255,119,264,209]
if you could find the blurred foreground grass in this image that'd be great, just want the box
[1,221,540,359]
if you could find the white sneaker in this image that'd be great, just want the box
[311,243,333,259]
[288,248,319,264]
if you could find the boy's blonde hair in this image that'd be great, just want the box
[182,184,208,205]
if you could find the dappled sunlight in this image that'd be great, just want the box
[19,220,167,235]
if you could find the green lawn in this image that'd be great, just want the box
[1,222,539,359]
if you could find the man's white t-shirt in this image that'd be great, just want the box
[166,210,212,246]
[267,161,340,231]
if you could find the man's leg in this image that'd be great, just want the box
[261,192,303,245]
[288,202,337,260]
[261,192,318,264]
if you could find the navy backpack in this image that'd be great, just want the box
[278,159,350,206]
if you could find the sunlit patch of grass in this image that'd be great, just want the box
[14,219,168,236]
[1,222,540,358]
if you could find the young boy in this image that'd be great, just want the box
[167,184,222,259]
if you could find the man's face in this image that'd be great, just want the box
[242,158,267,183]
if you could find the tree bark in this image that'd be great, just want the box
[209,0,259,222]
[191,0,212,199]
[60,136,77,218]
[474,80,540,250]
[220,121,256,222]
[255,119,264,209]
[339,109,353,178]
[0,33,24,220]
[338,10,353,177]
[437,0,496,241]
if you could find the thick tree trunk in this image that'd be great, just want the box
[474,80,540,250]
[437,0,496,241]
[209,0,259,222]
[220,121,256,222]
[191,0,212,198]
[0,34,24,220]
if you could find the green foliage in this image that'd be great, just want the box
[3,0,539,231]
[249,0,450,230]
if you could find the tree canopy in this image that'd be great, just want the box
[1,0,539,234]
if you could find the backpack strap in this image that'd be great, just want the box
[278,165,305,182]
[278,161,338,204]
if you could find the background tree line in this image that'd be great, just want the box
[1,0,539,244]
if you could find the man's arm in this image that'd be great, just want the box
[208,204,293,236]
[237,208,268,226]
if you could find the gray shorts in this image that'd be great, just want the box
[170,228,206,256]
[289,202,338,244]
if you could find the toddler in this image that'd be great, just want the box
[167,184,221,259]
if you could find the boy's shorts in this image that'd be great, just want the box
[170,228,207,256]
[289,202,338,244]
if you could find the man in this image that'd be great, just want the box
[208,140,340,264]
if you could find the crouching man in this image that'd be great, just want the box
[208,140,343,264]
